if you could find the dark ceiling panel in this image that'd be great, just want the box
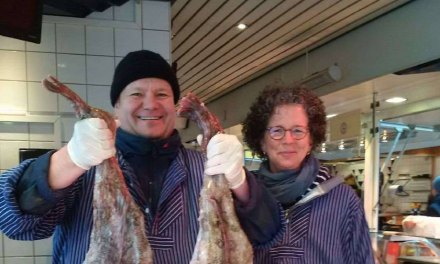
[44,0,92,17]
[43,0,129,18]
[76,0,111,12]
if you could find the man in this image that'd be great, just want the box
[427,176,440,217]
[0,50,281,264]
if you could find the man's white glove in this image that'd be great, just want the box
[198,134,246,189]
[67,118,116,170]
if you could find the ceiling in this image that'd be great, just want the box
[43,0,129,17]
[171,0,410,104]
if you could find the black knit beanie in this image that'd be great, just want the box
[110,50,180,106]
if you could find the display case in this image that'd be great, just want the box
[371,232,440,264]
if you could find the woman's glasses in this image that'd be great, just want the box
[267,126,309,140]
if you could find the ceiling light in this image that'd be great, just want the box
[338,141,345,150]
[385,97,407,103]
[382,130,388,142]
[321,143,326,153]
[237,24,247,30]
[326,114,337,119]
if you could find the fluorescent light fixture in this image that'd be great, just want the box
[293,65,342,90]
[385,97,407,103]
[237,24,247,30]
[338,141,345,150]
[382,131,388,142]
[326,114,337,119]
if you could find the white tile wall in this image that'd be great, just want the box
[34,237,53,256]
[61,117,76,143]
[57,54,86,84]
[29,123,55,142]
[0,1,169,262]
[142,1,170,30]
[0,36,25,51]
[0,141,29,170]
[87,86,113,113]
[0,51,26,81]
[0,123,29,141]
[143,30,170,60]
[2,235,33,257]
[26,52,57,81]
[26,23,56,52]
[4,257,33,264]
[29,142,59,150]
[86,27,114,56]
[0,233,3,257]
[56,24,86,54]
[0,81,27,113]
[58,84,87,113]
[35,257,52,264]
[114,0,136,22]
[86,56,114,85]
[115,29,142,57]
[28,82,58,112]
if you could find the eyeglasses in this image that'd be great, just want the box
[267,126,309,140]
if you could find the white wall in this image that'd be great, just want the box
[0,1,170,263]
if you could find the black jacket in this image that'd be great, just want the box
[427,194,440,217]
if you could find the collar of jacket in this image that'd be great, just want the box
[287,167,343,213]
[115,128,182,158]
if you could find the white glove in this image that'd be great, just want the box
[198,134,246,189]
[67,118,116,170]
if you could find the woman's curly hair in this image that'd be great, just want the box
[242,84,327,158]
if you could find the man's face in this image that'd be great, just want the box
[114,78,176,139]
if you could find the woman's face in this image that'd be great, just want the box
[261,104,313,173]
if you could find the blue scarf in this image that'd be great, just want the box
[257,155,320,205]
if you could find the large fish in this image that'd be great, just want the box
[42,76,153,264]
[177,93,253,264]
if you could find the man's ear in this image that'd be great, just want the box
[114,100,120,108]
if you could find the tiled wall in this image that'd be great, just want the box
[0,1,170,263]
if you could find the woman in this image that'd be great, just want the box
[242,85,374,264]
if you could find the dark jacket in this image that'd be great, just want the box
[0,134,282,264]
[427,194,440,217]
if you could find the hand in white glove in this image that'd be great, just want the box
[198,134,246,189]
[67,118,116,170]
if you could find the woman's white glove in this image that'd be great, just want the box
[198,134,246,189]
[67,118,116,170]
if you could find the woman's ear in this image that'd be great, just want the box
[261,139,267,153]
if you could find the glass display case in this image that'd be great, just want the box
[371,232,440,264]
